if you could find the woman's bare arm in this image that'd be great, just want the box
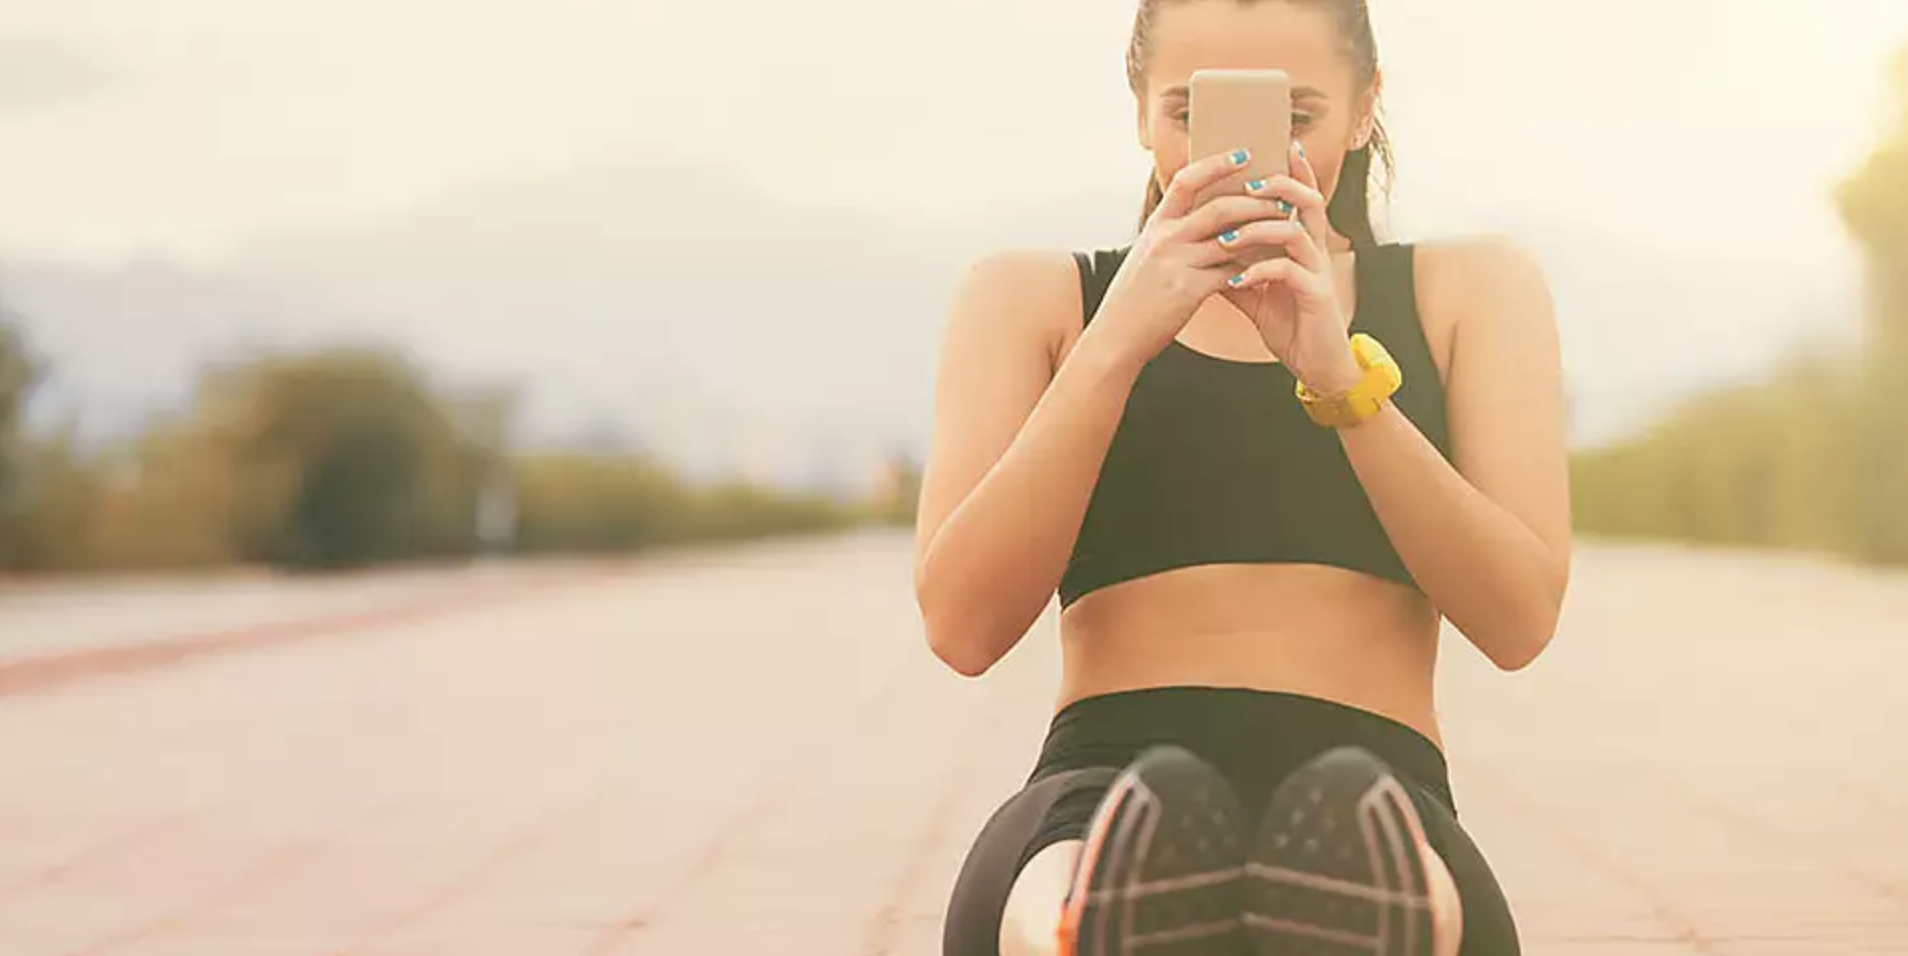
[1334,238,1573,670]
[911,251,1142,677]
[911,151,1300,677]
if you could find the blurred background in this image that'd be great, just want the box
[2,1,1907,954]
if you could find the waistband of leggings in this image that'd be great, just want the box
[1038,685,1453,806]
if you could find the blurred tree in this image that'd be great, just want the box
[512,452,691,553]
[442,384,521,556]
[0,302,38,480]
[0,430,105,572]
[205,347,483,570]
[1835,43,1908,563]
[0,315,869,573]
[0,305,119,573]
[1577,46,1908,561]
[82,420,238,570]
[689,480,853,542]
[0,304,48,568]
[1838,49,1908,274]
[1571,353,1858,553]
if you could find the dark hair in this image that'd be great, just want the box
[1128,0,1392,247]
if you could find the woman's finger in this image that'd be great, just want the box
[1224,255,1331,299]
[1155,147,1258,222]
[1244,174,1330,253]
[1210,218,1326,273]
[1289,140,1322,192]
[1175,194,1292,245]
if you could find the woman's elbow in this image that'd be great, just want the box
[1484,586,1565,672]
[913,571,1003,678]
[918,605,1006,678]
[1486,632,1550,673]
[927,629,998,678]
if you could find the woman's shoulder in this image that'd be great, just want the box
[1364,234,1551,380]
[1409,231,1544,270]
[942,247,1104,359]
[955,247,1083,294]
[1395,234,1553,339]
[1406,234,1551,310]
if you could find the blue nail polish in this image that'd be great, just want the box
[1219,229,1239,245]
[1229,148,1250,166]
[1295,141,1307,159]
[1245,178,1267,192]
[1277,199,1295,216]
[1227,273,1247,287]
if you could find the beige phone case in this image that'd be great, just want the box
[1188,69,1292,267]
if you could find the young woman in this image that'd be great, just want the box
[915,0,1570,954]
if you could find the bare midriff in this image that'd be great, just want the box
[1056,562,1445,748]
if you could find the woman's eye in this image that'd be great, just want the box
[1170,109,1307,129]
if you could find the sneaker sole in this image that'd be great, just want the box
[1057,746,1250,956]
[1245,747,1437,956]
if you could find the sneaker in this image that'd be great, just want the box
[1244,747,1438,955]
[1056,745,1251,956]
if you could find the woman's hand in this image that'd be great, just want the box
[1085,148,1296,375]
[1219,142,1364,394]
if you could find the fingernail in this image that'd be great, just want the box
[1295,141,1307,159]
[1229,148,1251,166]
[1227,273,1247,287]
[1218,229,1239,245]
[1245,178,1268,192]
[1276,199,1295,216]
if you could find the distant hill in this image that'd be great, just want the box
[0,160,1863,492]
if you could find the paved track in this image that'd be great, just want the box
[1,532,1904,954]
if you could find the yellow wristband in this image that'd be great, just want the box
[1294,334,1403,428]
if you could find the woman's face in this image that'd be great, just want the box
[1137,0,1375,225]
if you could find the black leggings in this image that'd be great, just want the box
[941,687,1521,955]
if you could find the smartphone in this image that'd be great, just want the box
[1188,68,1293,266]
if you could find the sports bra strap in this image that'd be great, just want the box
[1072,248,1129,328]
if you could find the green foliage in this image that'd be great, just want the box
[0,431,104,573]
[0,321,867,575]
[1838,43,1908,564]
[1575,44,1908,564]
[685,481,858,542]
[207,349,482,569]
[0,308,49,569]
[511,453,694,553]
[0,310,39,504]
[1571,354,1862,554]
[1836,47,1908,257]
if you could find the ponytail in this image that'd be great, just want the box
[1138,176,1166,233]
[1326,144,1377,248]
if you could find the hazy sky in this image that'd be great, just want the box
[1,0,1904,272]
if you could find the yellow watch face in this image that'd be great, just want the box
[1296,334,1402,427]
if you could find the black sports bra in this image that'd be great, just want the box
[1058,243,1452,608]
